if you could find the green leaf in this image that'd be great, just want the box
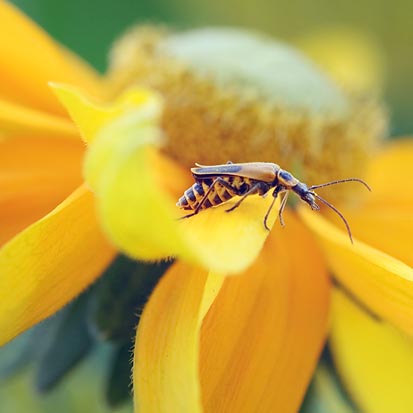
[105,343,133,408]
[89,255,170,342]
[34,292,94,393]
[301,360,356,413]
[0,315,63,380]
[0,329,34,380]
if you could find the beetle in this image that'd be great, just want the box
[176,161,371,243]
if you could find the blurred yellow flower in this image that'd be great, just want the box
[297,26,386,95]
[0,3,413,413]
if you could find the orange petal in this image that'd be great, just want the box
[0,136,84,245]
[299,207,413,335]
[330,289,413,413]
[200,212,330,412]
[0,1,103,115]
[0,98,78,138]
[134,262,224,412]
[0,185,116,346]
[133,211,330,412]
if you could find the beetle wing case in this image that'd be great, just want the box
[191,162,279,183]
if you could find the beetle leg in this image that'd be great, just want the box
[225,182,263,213]
[263,196,277,231]
[180,177,234,219]
[263,185,284,231]
[212,176,238,193]
[278,191,289,227]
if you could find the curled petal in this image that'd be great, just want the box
[58,85,277,274]
[0,185,116,345]
[331,289,413,413]
[299,207,413,335]
[51,83,161,144]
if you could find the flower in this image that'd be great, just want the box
[0,3,412,413]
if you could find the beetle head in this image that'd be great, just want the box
[293,182,320,210]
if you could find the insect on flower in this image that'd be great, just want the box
[177,161,371,243]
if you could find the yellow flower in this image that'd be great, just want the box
[0,3,412,413]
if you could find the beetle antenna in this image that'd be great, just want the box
[309,178,371,192]
[313,193,353,244]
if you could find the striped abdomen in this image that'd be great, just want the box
[177,178,235,211]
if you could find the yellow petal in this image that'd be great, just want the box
[200,212,330,412]
[330,289,413,413]
[342,204,413,269]
[134,212,330,413]
[0,1,102,115]
[0,98,78,138]
[175,173,279,274]
[364,139,413,203]
[0,136,84,245]
[339,139,413,266]
[59,85,277,273]
[134,262,224,413]
[0,185,116,346]
[299,207,413,335]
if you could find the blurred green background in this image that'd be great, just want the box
[11,0,413,135]
[2,0,412,412]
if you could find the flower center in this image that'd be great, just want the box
[107,26,387,203]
